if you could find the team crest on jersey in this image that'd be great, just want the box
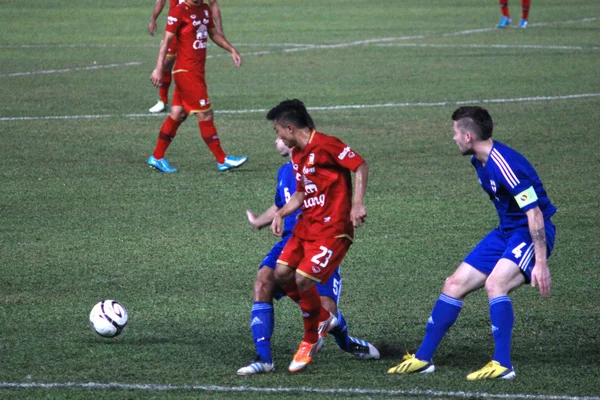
[308,153,315,166]
[338,146,352,160]
[490,180,497,193]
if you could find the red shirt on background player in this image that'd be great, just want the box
[266,99,369,373]
[147,0,247,173]
[147,0,224,113]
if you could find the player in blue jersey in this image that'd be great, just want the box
[237,137,379,375]
[388,106,556,380]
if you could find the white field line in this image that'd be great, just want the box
[376,43,600,51]
[1,17,596,51]
[1,381,599,400]
[1,93,599,122]
[0,62,142,78]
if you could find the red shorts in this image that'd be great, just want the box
[172,71,211,114]
[277,236,352,283]
[167,37,178,57]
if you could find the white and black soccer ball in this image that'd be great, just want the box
[89,300,128,338]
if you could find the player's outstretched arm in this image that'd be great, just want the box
[247,205,278,230]
[208,0,224,35]
[350,161,369,227]
[149,0,167,35]
[526,207,551,296]
[208,28,241,67]
[271,192,304,237]
[151,30,175,86]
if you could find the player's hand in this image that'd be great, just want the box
[151,68,163,87]
[350,202,367,227]
[531,261,551,297]
[271,212,283,237]
[231,49,242,67]
[246,210,260,229]
[149,20,157,36]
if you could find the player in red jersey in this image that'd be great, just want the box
[266,99,369,372]
[496,0,531,28]
[148,0,247,173]
[148,0,224,113]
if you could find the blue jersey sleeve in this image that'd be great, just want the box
[489,143,539,212]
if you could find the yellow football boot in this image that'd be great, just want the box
[466,361,516,381]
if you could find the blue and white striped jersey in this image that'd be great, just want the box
[471,141,556,231]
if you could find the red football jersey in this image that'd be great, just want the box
[291,131,365,241]
[166,2,215,78]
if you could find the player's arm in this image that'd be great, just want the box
[149,0,167,35]
[151,30,175,86]
[207,0,224,35]
[247,205,279,230]
[350,161,369,227]
[271,192,304,237]
[208,27,241,67]
[526,206,551,296]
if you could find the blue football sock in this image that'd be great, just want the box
[415,293,463,362]
[250,302,274,364]
[330,310,351,351]
[489,295,514,368]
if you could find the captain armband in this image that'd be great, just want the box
[514,186,538,208]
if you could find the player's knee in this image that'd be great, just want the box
[442,275,463,295]
[196,110,213,122]
[484,276,506,297]
[171,109,187,123]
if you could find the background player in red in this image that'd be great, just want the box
[148,0,223,113]
[266,99,369,372]
[149,0,247,173]
[497,0,531,28]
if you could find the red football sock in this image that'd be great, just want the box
[499,0,510,18]
[282,283,300,303]
[521,0,530,20]
[298,286,321,343]
[159,70,172,104]
[153,116,181,159]
[198,120,226,164]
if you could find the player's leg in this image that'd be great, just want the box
[287,238,351,372]
[468,224,555,380]
[389,229,504,375]
[150,42,177,113]
[237,267,277,375]
[317,270,379,359]
[148,104,187,173]
[466,258,523,381]
[238,239,291,375]
[195,109,248,171]
[497,0,512,28]
[519,0,530,28]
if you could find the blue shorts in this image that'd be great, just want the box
[260,235,342,303]
[464,220,556,283]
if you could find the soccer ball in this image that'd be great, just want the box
[89,300,128,338]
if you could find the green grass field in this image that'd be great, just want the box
[1,0,599,398]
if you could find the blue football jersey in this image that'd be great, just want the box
[471,141,556,231]
[274,162,302,237]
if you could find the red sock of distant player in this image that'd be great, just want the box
[499,0,510,18]
[282,282,330,323]
[159,70,172,104]
[298,286,321,343]
[153,116,181,159]
[198,120,226,164]
[521,0,530,20]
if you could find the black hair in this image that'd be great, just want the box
[452,106,493,140]
[266,99,315,129]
